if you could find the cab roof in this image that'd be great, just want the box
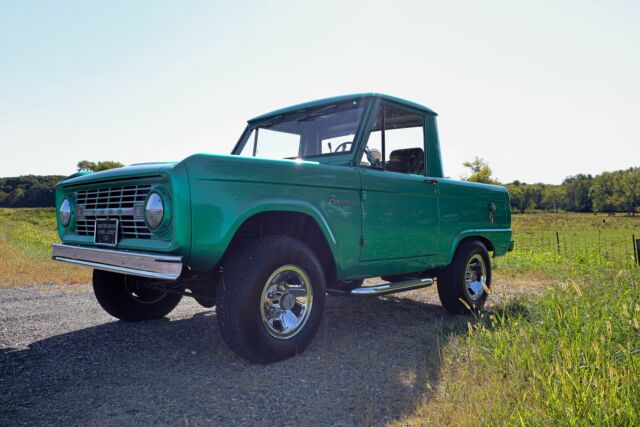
[248,93,437,123]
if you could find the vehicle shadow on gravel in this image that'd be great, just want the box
[1,291,470,426]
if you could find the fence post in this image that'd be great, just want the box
[556,231,560,254]
[598,229,601,255]
[634,234,639,267]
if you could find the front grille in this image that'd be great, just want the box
[75,185,152,239]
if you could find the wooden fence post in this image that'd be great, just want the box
[556,231,560,254]
[634,234,639,267]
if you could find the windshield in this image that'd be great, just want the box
[234,99,367,160]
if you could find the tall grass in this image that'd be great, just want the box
[0,208,90,286]
[456,273,639,425]
[398,214,640,426]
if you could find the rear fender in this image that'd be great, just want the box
[448,228,512,263]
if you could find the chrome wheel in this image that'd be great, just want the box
[260,265,313,339]
[465,254,487,301]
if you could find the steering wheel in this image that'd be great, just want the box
[333,141,352,153]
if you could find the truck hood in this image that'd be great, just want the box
[58,162,178,188]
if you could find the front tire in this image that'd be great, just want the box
[217,235,326,363]
[437,240,491,314]
[93,270,182,321]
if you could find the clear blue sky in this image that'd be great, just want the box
[1,0,638,184]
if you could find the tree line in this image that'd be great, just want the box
[0,161,123,208]
[0,175,65,208]
[1,158,638,214]
[464,157,640,215]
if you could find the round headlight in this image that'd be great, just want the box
[145,192,164,229]
[60,198,71,227]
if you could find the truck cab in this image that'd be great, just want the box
[53,93,512,363]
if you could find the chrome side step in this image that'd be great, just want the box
[349,277,434,296]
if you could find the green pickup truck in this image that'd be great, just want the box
[52,93,512,363]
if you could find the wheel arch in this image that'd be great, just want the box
[448,231,496,264]
[221,207,338,286]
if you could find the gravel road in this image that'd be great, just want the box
[0,279,528,426]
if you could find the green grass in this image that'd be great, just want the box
[451,255,639,426]
[469,278,638,425]
[0,208,60,259]
[399,213,640,426]
[0,208,89,286]
[513,211,640,236]
[511,212,640,267]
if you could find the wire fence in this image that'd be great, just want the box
[513,231,640,267]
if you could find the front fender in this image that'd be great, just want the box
[228,199,338,247]
[188,196,338,272]
[182,153,360,274]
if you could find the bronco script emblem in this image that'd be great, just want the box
[328,195,353,207]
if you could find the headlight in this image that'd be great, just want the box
[60,198,71,227]
[145,192,164,229]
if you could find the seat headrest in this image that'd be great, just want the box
[387,148,425,174]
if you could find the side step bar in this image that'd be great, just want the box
[349,277,434,296]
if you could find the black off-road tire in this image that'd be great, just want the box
[217,235,326,363]
[437,240,491,314]
[93,270,182,321]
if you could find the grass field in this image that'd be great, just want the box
[1,209,639,425]
[0,208,90,286]
[512,212,640,267]
[401,213,640,426]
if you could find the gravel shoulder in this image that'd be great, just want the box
[0,275,543,426]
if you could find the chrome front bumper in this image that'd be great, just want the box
[51,244,183,280]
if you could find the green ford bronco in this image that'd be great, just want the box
[52,93,513,363]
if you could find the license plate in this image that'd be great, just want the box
[95,219,119,246]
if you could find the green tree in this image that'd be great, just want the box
[462,157,499,184]
[77,160,124,172]
[529,183,546,209]
[77,160,96,172]
[6,187,25,206]
[591,172,621,214]
[23,183,53,207]
[0,175,66,207]
[590,168,640,215]
[506,181,537,213]
[563,174,593,212]
[541,185,566,212]
[620,168,640,216]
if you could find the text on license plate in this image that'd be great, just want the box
[95,219,119,246]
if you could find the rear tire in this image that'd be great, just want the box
[217,235,326,363]
[437,240,491,314]
[93,270,182,321]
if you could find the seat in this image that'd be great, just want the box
[386,148,425,175]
